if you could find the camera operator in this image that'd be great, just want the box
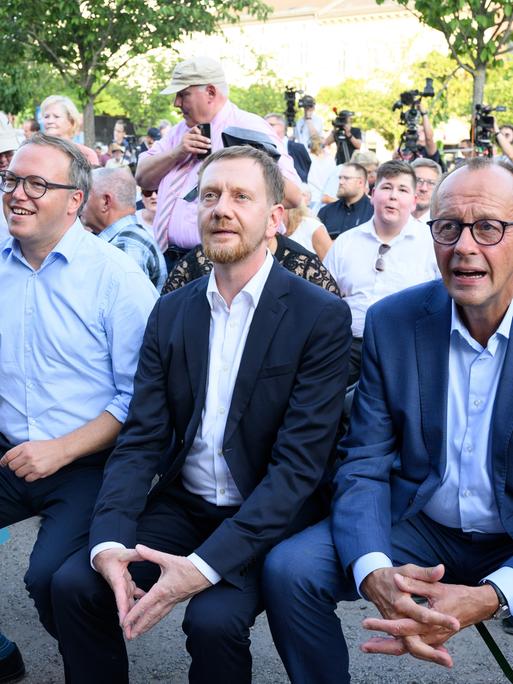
[494,123,513,164]
[294,95,324,147]
[415,108,445,168]
[324,111,362,165]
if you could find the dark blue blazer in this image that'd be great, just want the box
[287,140,311,182]
[91,261,351,587]
[332,279,513,571]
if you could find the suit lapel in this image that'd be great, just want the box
[184,282,211,412]
[491,332,513,510]
[415,284,451,482]
[223,263,288,445]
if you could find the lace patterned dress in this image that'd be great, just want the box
[161,234,340,296]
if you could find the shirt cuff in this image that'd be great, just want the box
[188,553,222,585]
[90,542,126,570]
[352,552,393,598]
[482,566,513,613]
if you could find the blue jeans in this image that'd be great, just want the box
[263,514,513,684]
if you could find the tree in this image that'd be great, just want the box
[377,0,513,108]
[0,0,270,145]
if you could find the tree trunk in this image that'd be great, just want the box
[82,97,95,148]
[472,65,486,110]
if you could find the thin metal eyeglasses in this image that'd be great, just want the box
[415,177,437,187]
[427,218,513,246]
[375,243,391,272]
[0,171,78,199]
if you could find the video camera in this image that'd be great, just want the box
[331,109,354,141]
[392,78,435,155]
[284,86,299,128]
[473,104,507,155]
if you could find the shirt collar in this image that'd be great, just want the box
[206,249,274,310]
[360,215,420,242]
[451,297,513,354]
[98,214,137,242]
[2,218,85,266]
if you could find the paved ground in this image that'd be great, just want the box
[2,519,513,683]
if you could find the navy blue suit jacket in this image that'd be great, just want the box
[91,261,351,587]
[332,279,513,572]
[287,140,311,182]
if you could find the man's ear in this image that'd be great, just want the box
[205,84,217,100]
[267,203,285,238]
[68,189,84,215]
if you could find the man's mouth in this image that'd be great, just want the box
[453,269,486,279]
[11,207,35,216]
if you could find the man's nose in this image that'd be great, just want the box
[454,226,478,254]
[212,192,233,217]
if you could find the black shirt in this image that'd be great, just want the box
[334,127,362,165]
[318,194,374,240]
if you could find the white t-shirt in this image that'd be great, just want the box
[289,216,323,254]
[323,216,439,336]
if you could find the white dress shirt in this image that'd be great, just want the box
[323,216,439,336]
[353,300,513,611]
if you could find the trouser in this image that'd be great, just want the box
[52,480,264,684]
[0,446,105,637]
[263,513,513,684]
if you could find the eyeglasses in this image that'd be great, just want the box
[375,243,391,271]
[339,175,360,182]
[428,218,513,246]
[0,171,77,199]
[141,189,158,197]
[415,177,437,187]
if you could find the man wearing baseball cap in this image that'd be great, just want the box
[135,55,302,271]
[0,127,19,240]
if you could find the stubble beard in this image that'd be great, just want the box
[202,221,265,265]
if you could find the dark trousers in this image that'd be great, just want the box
[51,480,264,684]
[0,439,105,636]
[263,513,513,684]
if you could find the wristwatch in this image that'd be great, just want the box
[483,580,511,619]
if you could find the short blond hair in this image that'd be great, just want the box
[41,95,81,137]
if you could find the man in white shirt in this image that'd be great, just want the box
[264,157,513,683]
[410,157,442,224]
[323,160,439,384]
[51,146,352,683]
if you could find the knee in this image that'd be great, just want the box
[263,538,320,602]
[51,553,98,615]
[183,598,246,645]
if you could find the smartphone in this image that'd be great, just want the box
[197,123,211,159]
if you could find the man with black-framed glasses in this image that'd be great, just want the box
[0,133,157,650]
[264,157,513,682]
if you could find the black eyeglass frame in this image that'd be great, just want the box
[0,171,78,199]
[427,218,513,246]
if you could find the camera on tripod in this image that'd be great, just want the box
[331,109,354,143]
[473,104,507,154]
[392,78,435,155]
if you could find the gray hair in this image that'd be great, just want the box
[410,157,442,177]
[264,113,286,126]
[90,167,136,208]
[20,133,91,208]
[431,156,513,214]
[198,145,284,205]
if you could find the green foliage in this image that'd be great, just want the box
[0,0,270,139]
[377,0,513,105]
[230,83,285,117]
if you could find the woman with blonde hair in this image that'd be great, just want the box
[285,184,333,260]
[40,95,99,165]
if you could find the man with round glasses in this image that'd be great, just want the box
[411,157,442,224]
[264,157,513,682]
[0,133,158,644]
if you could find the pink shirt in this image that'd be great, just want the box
[140,100,300,249]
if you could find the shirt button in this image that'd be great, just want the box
[28,418,35,426]
[219,488,225,495]
[229,322,236,329]
[473,399,482,407]
[223,365,229,373]
[218,407,225,415]
[466,445,473,453]
[217,449,223,457]
[463,489,471,497]
[26,308,33,315]
[26,382,33,389]
[25,345,31,352]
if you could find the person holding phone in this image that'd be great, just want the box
[135,56,302,272]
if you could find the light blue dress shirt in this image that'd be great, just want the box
[353,300,513,610]
[0,220,158,444]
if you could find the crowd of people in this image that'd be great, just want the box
[1,54,513,684]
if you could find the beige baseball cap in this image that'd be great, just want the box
[0,127,19,155]
[160,56,226,95]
